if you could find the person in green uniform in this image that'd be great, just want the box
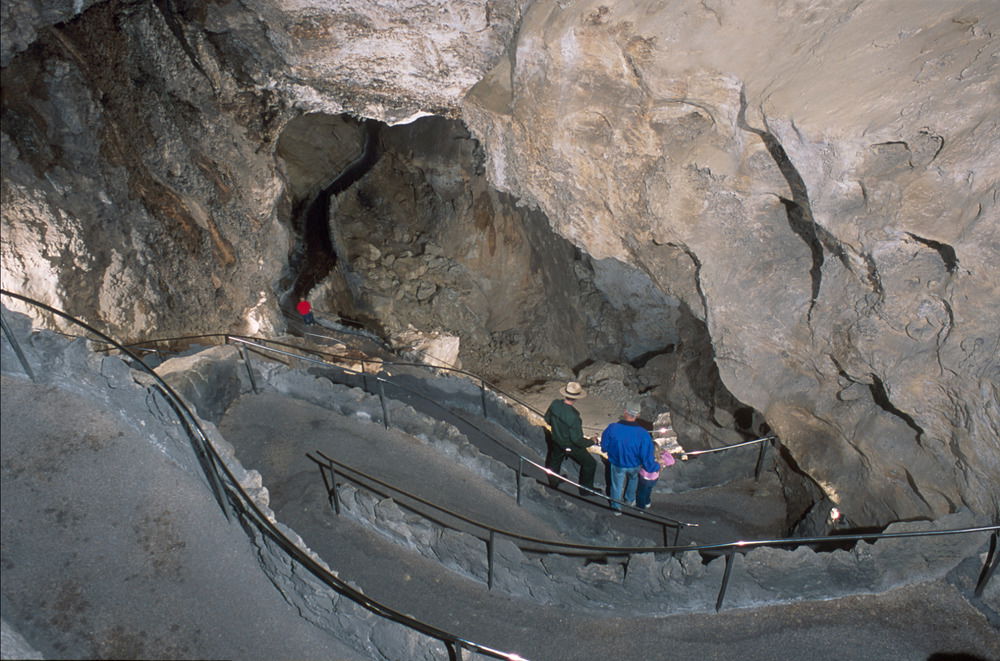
[543,381,597,496]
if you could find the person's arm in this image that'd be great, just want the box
[569,412,587,448]
[640,436,660,473]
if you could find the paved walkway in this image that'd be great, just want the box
[0,375,363,661]
[218,387,1000,661]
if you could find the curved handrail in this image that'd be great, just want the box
[99,324,771,458]
[89,328,758,524]
[308,448,999,613]
[0,290,528,661]
[310,450,1000,556]
[310,450,658,555]
[226,335,693,528]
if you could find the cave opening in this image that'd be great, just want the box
[276,114,384,322]
[274,112,645,381]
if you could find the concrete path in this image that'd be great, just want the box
[0,375,364,661]
[217,385,1000,661]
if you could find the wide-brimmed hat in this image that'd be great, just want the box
[560,381,587,399]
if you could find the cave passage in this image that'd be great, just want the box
[290,118,383,302]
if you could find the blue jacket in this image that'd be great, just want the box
[601,420,659,472]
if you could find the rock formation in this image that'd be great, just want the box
[2,0,998,530]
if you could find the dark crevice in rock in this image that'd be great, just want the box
[862,253,885,303]
[777,197,824,312]
[905,232,960,273]
[290,119,383,302]
[668,242,707,320]
[737,87,825,319]
[868,374,924,441]
[775,443,825,534]
[902,468,935,516]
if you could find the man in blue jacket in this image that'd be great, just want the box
[601,402,659,514]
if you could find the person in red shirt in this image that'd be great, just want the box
[296,300,315,325]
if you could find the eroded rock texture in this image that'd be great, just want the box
[2,0,998,529]
[463,0,1000,526]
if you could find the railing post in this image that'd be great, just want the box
[447,641,463,661]
[0,310,36,382]
[716,551,735,612]
[753,437,769,481]
[480,378,488,419]
[361,359,368,393]
[318,460,342,515]
[975,529,999,598]
[516,456,523,507]
[378,379,391,430]
[238,344,259,394]
[487,530,496,591]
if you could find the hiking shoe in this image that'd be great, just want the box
[612,510,622,516]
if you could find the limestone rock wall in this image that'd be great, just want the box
[462,0,1000,526]
[3,0,998,529]
[1,1,290,337]
[1,0,523,338]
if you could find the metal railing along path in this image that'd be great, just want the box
[98,322,778,478]
[307,450,1000,613]
[8,293,997,620]
[291,309,773,458]
[308,449,682,590]
[683,435,777,480]
[226,336,695,532]
[0,290,528,661]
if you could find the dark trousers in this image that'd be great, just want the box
[545,444,597,495]
[636,476,658,508]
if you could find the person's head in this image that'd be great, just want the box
[560,381,587,403]
[623,402,641,421]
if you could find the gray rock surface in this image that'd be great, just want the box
[3,304,999,661]
[2,0,998,539]
[0,315,369,660]
[463,0,1000,527]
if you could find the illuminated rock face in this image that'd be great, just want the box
[1,0,998,527]
[461,1,1000,527]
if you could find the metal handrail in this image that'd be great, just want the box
[309,450,675,553]
[99,324,772,463]
[7,293,995,619]
[682,435,775,455]
[0,290,527,661]
[307,448,999,611]
[226,336,693,530]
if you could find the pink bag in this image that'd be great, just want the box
[640,450,675,481]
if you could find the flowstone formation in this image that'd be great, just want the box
[2,0,998,532]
